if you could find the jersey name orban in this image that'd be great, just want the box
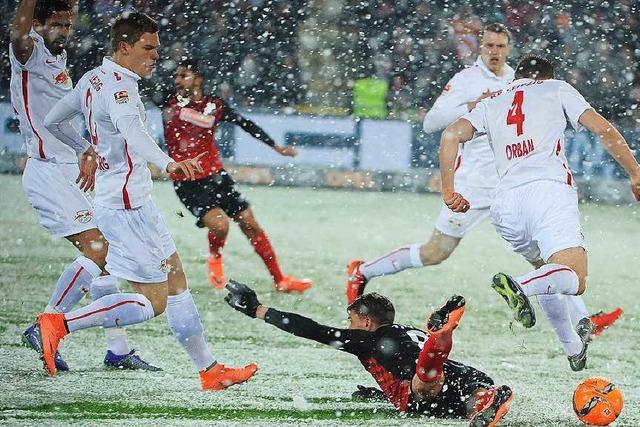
[463,78,592,192]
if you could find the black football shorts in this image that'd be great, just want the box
[173,169,250,227]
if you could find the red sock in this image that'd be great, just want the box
[249,230,284,283]
[415,332,453,383]
[208,231,226,258]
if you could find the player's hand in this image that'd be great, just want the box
[224,279,261,318]
[274,145,297,157]
[443,191,470,213]
[467,90,499,111]
[630,172,640,201]
[166,152,206,180]
[77,146,97,192]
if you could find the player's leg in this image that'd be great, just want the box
[201,208,230,288]
[234,206,312,292]
[164,251,258,390]
[411,295,465,400]
[346,206,488,303]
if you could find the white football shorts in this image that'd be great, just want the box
[435,185,494,238]
[490,180,585,263]
[94,200,176,283]
[22,158,96,238]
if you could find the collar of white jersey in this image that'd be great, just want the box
[102,57,141,81]
[29,28,58,58]
[475,56,514,81]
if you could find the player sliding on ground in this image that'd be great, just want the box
[439,54,640,371]
[344,23,621,339]
[10,0,158,371]
[163,60,312,292]
[40,11,257,389]
[225,280,513,426]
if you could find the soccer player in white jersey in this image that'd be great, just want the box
[440,54,640,370]
[345,24,514,304]
[40,11,258,389]
[9,0,158,371]
[345,24,621,339]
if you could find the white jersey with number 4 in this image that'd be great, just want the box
[9,30,76,163]
[463,78,592,193]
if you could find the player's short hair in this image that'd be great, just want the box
[481,22,512,44]
[348,293,395,326]
[34,0,71,24]
[514,54,555,79]
[179,59,203,78]
[111,11,158,52]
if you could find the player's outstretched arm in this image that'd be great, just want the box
[225,280,372,355]
[219,100,296,157]
[439,118,475,212]
[10,0,37,64]
[579,109,640,201]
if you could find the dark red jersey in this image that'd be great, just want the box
[164,95,225,181]
[164,94,276,181]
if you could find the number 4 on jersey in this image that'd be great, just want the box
[507,90,525,136]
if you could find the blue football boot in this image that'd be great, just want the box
[104,349,162,371]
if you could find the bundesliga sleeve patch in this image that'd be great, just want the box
[114,90,129,104]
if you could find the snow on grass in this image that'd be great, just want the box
[0,175,638,426]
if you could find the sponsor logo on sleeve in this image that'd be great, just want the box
[114,90,129,104]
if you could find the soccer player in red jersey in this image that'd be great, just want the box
[226,280,513,426]
[163,61,312,292]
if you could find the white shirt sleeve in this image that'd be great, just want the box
[43,86,90,155]
[559,82,592,131]
[115,115,173,171]
[423,72,471,133]
[461,99,488,134]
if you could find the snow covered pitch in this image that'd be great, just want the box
[0,175,638,426]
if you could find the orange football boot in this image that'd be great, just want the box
[469,385,514,427]
[36,313,68,376]
[275,275,312,293]
[200,362,258,390]
[345,260,367,304]
[207,256,226,289]
[426,295,466,336]
[590,307,623,337]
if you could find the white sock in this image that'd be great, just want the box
[537,294,583,356]
[45,256,101,313]
[360,244,423,280]
[65,293,155,332]
[566,295,590,326]
[515,264,579,297]
[91,275,131,355]
[166,290,214,371]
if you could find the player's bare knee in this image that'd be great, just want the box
[150,298,167,316]
[411,376,442,400]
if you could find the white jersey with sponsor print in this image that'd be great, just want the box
[463,78,592,192]
[424,56,514,189]
[69,57,172,209]
[9,30,76,163]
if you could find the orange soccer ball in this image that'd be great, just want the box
[573,377,624,426]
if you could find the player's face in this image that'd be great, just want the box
[480,31,511,74]
[126,32,160,78]
[35,11,72,55]
[348,310,374,331]
[175,66,195,91]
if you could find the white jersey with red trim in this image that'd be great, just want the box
[424,56,514,189]
[74,57,153,209]
[463,78,592,193]
[9,30,76,163]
